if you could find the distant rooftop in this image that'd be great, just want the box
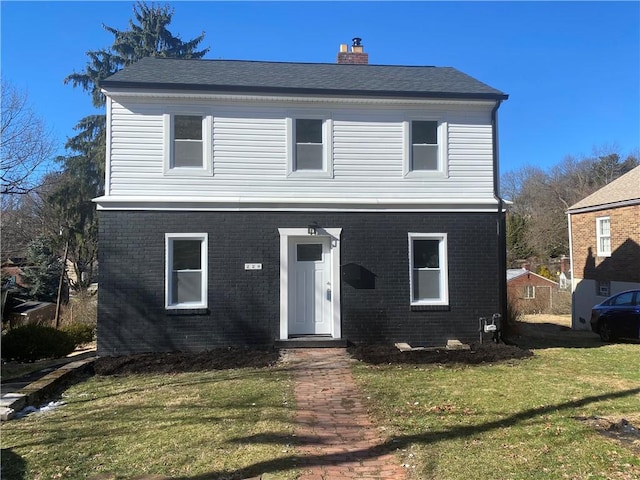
[568,165,640,213]
[101,57,508,101]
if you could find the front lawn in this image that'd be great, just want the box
[352,342,640,480]
[1,365,298,480]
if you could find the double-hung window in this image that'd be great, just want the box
[596,216,611,257]
[165,233,208,309]
[287,116,332,176]
[404,119,446,175]
[164,113,212,175]
[409,233,449,306]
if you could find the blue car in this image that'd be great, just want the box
[590,289,640,342]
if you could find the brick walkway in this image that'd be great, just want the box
[287,348,406,480]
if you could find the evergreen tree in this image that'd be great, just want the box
[20,236,64,302]
[53,2,209,291]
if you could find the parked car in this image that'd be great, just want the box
[590,289,640,342]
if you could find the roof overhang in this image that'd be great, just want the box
[566,198,640,215]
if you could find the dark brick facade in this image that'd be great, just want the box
[98,211,503,355]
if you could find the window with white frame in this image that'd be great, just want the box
[165,233,208,309]
[409,233,449,305]
[596,280,610,297]
[596,216,611,257]
[523,285,535,299]
[287,116,332,176]
[404,119,446,175]
[164,113,212,175]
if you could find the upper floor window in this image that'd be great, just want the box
[403,118,447,176]
[296,119,323,170]
[596,216,611,257]
[409,233,449,306]
[164,113,212,176]
[287,115,333,177]
[411,121,438,170]
[165,233,208,309]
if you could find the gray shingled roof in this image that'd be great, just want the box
[568,165,640,213]
[100,57,508,100]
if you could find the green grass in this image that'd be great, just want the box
[352,343,640,480]
[1,367,299,480]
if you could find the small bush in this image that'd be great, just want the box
[1,325,76,362]
[61,323,95,345]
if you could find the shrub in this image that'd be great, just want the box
[1,325,75,362]
[61,322,95,345]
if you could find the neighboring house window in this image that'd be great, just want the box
[523,285,535,299]
[164,113,213,175]
[596,216,611,257]
[409,233,449,305]
[596,280,610,297]
[165,233,208,309]
[286,116,333,177]
[403,119,447,175]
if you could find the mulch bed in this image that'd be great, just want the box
[93,342,533,376]
[93,347,280,375]
[348,342,534,365]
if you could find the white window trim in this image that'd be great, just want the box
[523,285,535,299]
[286,114,333,178]
[408,232,449,306]
[403,118,448,177]
[165,233,208,310]
[596,280,610,297]
[596,216,611,257]
[163,113,213,176]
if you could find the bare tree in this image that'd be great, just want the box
[1,80,58,195]
[1,172,64,260]
[502,148,639,264]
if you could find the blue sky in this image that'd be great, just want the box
[2,1,639,176]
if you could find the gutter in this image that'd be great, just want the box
[491,99,508,329]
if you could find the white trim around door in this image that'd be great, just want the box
[278,227,342,340]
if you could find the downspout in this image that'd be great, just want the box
[567,211,576,329]
[491,99,507,335]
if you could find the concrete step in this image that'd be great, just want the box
[275,336,348,348]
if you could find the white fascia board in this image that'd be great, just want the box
[93,195,500,212]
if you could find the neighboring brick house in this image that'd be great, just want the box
[95,40,509,355]
[567,166,640,330]
[507,267,559,314]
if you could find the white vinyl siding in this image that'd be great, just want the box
[409,233,449,306]
[106,98,496,204]
[165,233,208,309]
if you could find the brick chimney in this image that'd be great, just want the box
[337,37,369,64]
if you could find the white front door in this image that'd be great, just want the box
[288,237,332,335]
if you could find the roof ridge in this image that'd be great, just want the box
[139,56,442,69]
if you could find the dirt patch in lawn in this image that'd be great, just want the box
[93,347,281,375]
[348,343,533,365]
[576,415,640,454]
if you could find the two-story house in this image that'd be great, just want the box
[567,165,640,330]
[95,41,508,355]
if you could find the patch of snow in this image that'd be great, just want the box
[15,401,65,418]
